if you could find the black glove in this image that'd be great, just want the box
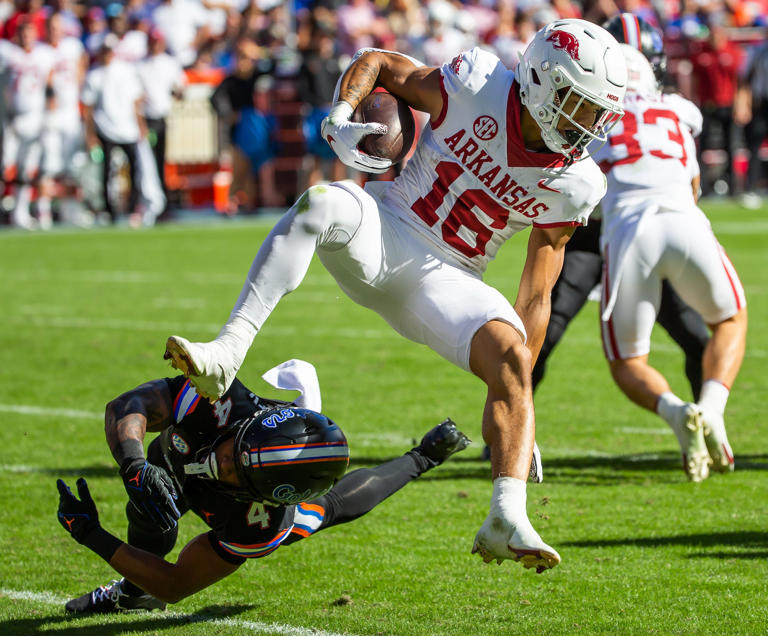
[121,459,180,531]
[57,477,101,542]
[57,478,122,562]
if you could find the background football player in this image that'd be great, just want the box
[163,19,627,572]
[593,44,747,482]
[57,359,469,613]
[529,14,711,403]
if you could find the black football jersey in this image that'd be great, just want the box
[156,375,325,564]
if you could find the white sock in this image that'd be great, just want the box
[216,315,258,363]
[699,379,729,416]
[37,197,52,230]
[12,185,33,228]
[656,391,685,426]
[490,476,528,523]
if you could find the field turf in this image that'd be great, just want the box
[0,199,766,635]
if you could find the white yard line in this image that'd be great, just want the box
[0,588,352,636]
[1,314,395,339]
[4,268,339,287]
[0,404,102,419]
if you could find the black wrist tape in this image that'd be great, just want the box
[84,526,124,563]
[117,439,145,472]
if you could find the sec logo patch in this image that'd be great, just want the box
[473,115,498,140]
[172,433,190,455]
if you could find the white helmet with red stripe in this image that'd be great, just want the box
[517,18,627,160]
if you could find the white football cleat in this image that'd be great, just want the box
[669,403,711,482]
[164,336,241,401]
[700,408,735,473]
[472,512,560,573]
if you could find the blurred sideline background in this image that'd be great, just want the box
[0,0,766,231]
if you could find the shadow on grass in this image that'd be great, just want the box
[349,452,768,485]
[0,604,253,635]
[562,530,768,560]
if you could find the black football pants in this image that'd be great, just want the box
[283,450,435,544]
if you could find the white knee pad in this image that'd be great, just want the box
[297,183,364,250]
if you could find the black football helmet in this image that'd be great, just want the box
[232,407,349,505]
[603,13,666,86]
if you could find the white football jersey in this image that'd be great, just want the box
[49,37,85,123]
[0,42,55,116]
[593,91,702,213]
[381,47,606,275]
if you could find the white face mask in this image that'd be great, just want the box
[184,451,219,480]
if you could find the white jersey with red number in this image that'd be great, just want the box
[379,47,606,276]
[593,91,702,214]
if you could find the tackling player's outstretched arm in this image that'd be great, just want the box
[109,533,240,603]
[105,380,181,531]
[57,478,239,604]
[514,226,575,365]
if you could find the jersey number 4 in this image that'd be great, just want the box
[411,161,508,259]
[603,108,687,169]
[246,502,271,529]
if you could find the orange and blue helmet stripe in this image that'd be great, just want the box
[250,441,349,467]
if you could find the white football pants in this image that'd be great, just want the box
[229,180,525,372]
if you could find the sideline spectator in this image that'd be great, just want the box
[81,34,145,223]
[491,8,536,70]
[210,37,279,211]
[137,28,186,211]
[735,38,768,207]
[416,0,468,67]
[1,0,46,41]
[49,0,82,39]
[296,21,345,189]
[82,6,107,61]
[151,0,210,68]
[336,0,392,57]
[689,20,744,195]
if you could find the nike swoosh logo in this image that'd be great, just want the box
[537,179,561,193]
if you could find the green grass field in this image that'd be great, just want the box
[1,199,766,635]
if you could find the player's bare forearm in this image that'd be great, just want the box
[514,226,572,364]
[514,295,552,366]
[338,50,443,119]
[108,534,239,604]
[105,380,173,464]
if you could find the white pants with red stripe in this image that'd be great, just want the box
[600,206,745,361]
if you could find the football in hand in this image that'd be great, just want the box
[351,92,416,164]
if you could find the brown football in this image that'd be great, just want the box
[350,91,416,164]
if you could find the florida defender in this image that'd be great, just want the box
[57,360,470,612]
